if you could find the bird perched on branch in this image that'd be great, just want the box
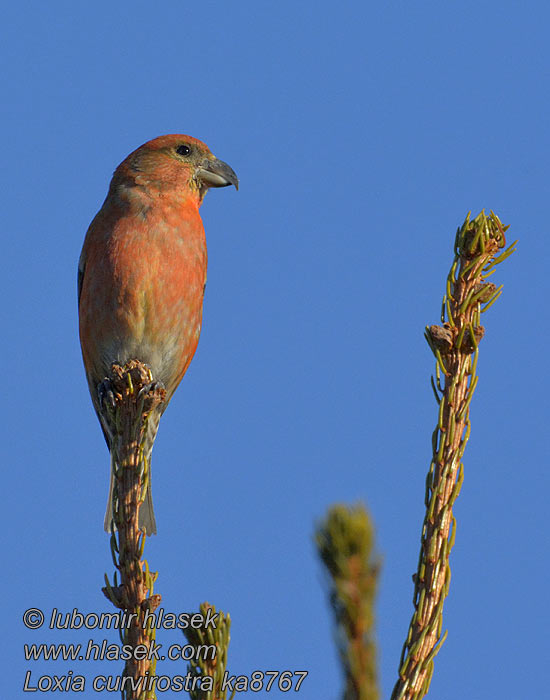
[78,135,238,535]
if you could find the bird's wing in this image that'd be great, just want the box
[77,249,86,307]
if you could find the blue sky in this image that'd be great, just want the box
[2,1,548,697]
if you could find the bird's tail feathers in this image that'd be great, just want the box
[103,415,160,536]
[103,454,158,536]
[103,453,116,534]
[139,478,157,536]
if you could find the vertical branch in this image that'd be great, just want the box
[101,360,165,700]
[391,212,516,700]
[316,504,380,700]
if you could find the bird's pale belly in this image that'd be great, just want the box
[101,304,203,396]
[96,267,205,398]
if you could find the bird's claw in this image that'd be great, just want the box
[98,379,116,410]
[138,380,166,399]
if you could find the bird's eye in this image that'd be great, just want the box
[176,144,191,157]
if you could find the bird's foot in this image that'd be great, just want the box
[98,379,117,411]
[138,380,166,400]
[137,381,167,415]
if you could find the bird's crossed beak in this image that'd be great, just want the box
[196,157,239,191]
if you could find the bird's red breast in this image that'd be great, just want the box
[79,192,207,403]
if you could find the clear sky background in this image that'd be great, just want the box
[2,1,548,698]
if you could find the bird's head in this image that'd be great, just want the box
[113,134,238,203]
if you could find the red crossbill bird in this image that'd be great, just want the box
[78,135,238,535]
